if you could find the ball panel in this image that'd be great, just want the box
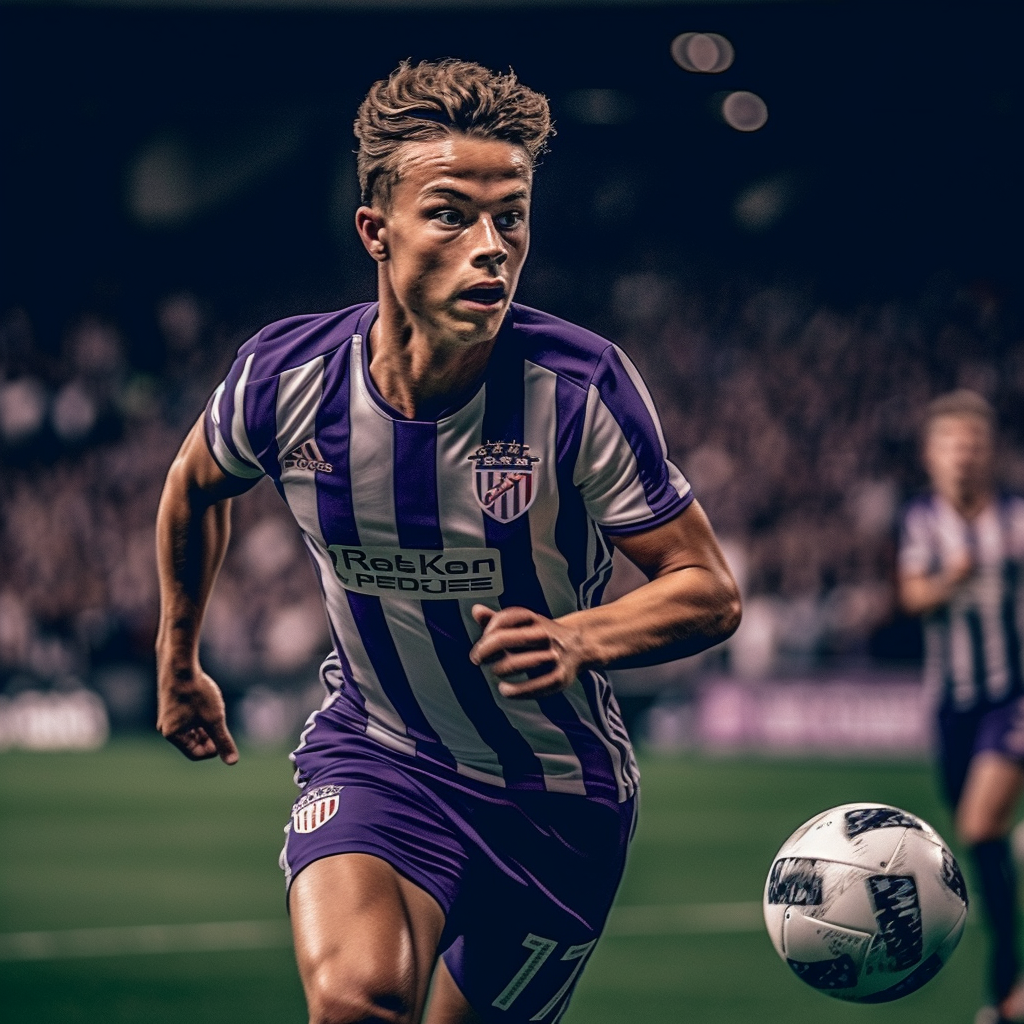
[783,908,872,964]
[865,875,923,971]
[776,804,908,868]
[856,952,945,1004]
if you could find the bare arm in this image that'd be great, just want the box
[469,500,741,699]
[155,416,257,763]
[898,552,974,617]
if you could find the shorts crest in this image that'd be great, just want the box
[292,784,343,834]
[469,441,540,524]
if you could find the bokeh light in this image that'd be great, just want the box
[671,32,735,74]
[722,90,769,132]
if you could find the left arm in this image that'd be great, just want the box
[469,500,741,699]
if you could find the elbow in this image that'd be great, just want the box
[716,587,743,644]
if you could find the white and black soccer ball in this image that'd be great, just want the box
[763,803,969,1003]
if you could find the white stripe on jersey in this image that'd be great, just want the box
[277,357,326,543]
[576,386,656,529]
[231,353,263,474]
[275,357,327,463]
[613,345,691,499]
[947,613,976,709]
[209,375,262,479]
[522,362,576,617]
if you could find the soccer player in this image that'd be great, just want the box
[899,390,1024,1024]
[155,59,741,1024]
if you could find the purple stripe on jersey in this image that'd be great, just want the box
[393,419,547,790]
[393,420,442,549]
[591,345,685,522]
[314,342,358,546]
[243,376,282,479]
[553,376,592,601]
[481,347,619,800]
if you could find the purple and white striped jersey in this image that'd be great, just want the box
[204,302,692,805]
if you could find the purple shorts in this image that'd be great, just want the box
[281,701,637,1024]
[937,695,1024,807]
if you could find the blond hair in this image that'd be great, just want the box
[354,59,554,207]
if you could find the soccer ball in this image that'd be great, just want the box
[763,803,969,1002]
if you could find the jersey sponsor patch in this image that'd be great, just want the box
[468,441,540,523]
[327,545,504,600]
[292,785,343,834]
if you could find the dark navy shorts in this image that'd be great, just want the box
[280,699,637,1024]
[936,695,1024,808]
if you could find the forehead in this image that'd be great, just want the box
[926,413,993,443]
[392,135,532,202]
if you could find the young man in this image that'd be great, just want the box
[899,390,1024,1024]
[156,60,740,1024]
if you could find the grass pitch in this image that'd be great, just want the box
[0,739,1000,1023]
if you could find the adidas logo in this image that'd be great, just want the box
[284,439,333,474]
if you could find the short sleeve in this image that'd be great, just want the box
[203,334,266,480]
[574,344,693,535]
[898,502,935,576]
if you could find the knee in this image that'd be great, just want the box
[956,807,1006,847]
[305,957,414,1024]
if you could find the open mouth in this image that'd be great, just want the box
[458,285,506,306]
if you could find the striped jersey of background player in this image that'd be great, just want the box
[154,60,741,1024]
[899,390,1024,1024]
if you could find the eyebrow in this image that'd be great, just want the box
[423,187,530,203]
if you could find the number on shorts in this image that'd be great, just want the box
[529,940,596,1022]
[492,934,597,1021]
[492,934,558,1010]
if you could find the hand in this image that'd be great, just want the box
[157,665,239,764]
[468,604,590,700]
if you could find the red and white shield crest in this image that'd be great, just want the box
[469,442,540,523]
[291,785,343,834]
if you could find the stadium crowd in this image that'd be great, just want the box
[1,276,1021,721]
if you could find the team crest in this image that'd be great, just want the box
[291,785,343,834]
[469,441,540,523]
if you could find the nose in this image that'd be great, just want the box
[472,216,508,267]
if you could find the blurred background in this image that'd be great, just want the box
[2,0,1021,752]
[1,1,1022,1020]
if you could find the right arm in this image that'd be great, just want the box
[898,554,974,616]
[155,416,257,763]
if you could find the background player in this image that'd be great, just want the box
[899,390,1024,1024]
[155,60,741,1024]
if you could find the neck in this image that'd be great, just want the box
[367,287,497,420]
[944,486,994,521]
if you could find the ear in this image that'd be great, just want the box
[355,206,388,262]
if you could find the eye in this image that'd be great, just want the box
[495,210,524,230]
[433,209,463,227]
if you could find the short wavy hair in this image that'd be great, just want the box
[354,59,554,208]
[924,389,996,431]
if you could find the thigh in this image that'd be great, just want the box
[281,765,470,916]
[441,793,637,1024]
[957,752,1024,843]
[291,852,445,1022]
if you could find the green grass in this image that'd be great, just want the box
[0,740,1005,1023]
